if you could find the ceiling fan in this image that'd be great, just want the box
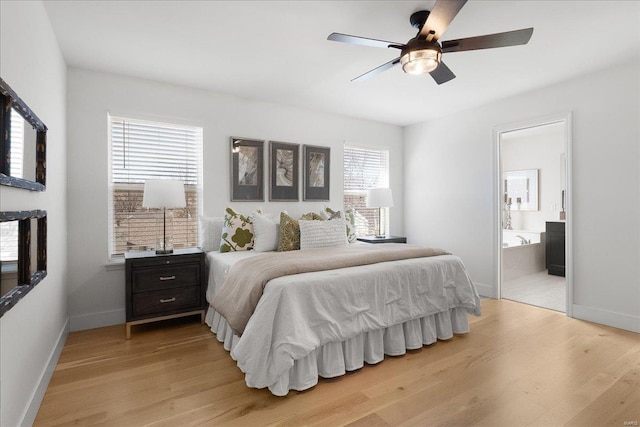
[327,0,533,85]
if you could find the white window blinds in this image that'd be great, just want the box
[111,118,200,185]
[343,145,390,236]
[344,146,389,190]
[109,116,202,256]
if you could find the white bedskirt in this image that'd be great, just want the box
[206,305,470,396]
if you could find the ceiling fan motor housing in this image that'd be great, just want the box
[409,10,431,31]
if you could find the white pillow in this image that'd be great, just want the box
[253,214,280,252]
[199,216,224,252]
[299,219,348,250]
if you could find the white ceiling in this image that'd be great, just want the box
[43,0,639,127]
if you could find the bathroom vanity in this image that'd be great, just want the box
[545,221,565,276]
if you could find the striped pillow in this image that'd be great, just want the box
[299,219,348,250]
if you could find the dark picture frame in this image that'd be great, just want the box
[303,145,330,201]
[0,209,47,317]
[230,137,264,201]
[0,78,47,191]
[269,141,299,201]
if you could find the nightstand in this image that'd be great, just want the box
[125,248,206,339]
[357,235,407,244]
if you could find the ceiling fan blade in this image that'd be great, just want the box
[327,33,404,49]
[442,28,534,53]
[429,61,456,85]
[420,0,468,41]
[352,57,401,82]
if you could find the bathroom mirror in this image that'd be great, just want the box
[0,78,47,191]
[504,169,538,211]
[0,210,47,317]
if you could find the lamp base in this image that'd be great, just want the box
[155,208,174,255]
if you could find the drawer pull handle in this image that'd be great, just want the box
[160,297,176,303]
[159,275,176,281]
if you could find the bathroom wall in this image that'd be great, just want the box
[501,122,565,232]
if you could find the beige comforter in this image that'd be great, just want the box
[212,244,449,335]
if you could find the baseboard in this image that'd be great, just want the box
[572,304,640,334]
[21,318,69,427]
[70,308,125,332]
[473,282,496,299]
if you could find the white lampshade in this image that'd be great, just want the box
[366,188,394,208]
[142,179,186,209]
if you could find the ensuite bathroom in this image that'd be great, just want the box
[500,121,567,312]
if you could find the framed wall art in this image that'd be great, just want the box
[303,145,330,201]
[230,137,264,201]
[269,141,299,201]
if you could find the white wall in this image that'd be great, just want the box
[66,68,404,331]
[404,60,640,332]
[502,122,565,232]
[0,2,68,426]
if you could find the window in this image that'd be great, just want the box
[343,145,389,236]
[109,115,202,256]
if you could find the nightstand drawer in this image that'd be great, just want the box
[132,286,200,317]
[132,264,200,292]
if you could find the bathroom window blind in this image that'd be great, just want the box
[109,115,202,256]
[343,145,389,236]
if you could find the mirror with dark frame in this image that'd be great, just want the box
[0,210,47,317]
[0,78,47,191]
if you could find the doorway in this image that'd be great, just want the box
[494,113,572,315]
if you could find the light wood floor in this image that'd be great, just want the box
[35,299,640,426]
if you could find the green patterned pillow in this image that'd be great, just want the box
[300,212,324,221]
[344,207,357,243]
[220,207,254,252]
[277,212,323,251]
[277,212,300,252]
[324,207,356,243]
[321,206,342,220]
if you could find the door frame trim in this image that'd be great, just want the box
[493,112,573,316]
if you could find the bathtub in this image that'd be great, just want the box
[502,230,546,281]
[502,230,542,247]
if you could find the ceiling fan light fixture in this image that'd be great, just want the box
[401,43,442,74]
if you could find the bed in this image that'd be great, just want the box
[204,243,480,396]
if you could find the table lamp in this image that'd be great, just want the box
[142,179,186,254]
[366,188,393,238]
